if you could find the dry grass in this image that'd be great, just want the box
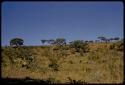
[1,42,124,84]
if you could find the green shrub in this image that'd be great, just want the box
[10,38,24,47]
[70,40,88,53]
[2,47,15,64]
[2,46,36,69]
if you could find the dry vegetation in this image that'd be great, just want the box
[1,41,124,84]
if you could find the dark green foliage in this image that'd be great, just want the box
[97,36,106,42]
[15,47,35,61]
[47,39,55,45]
[70,40,88,55]
[41,40,47,45]
[55,38,66,46]
[41,38,66,46]
[2,47,15,65]
[18,47,36,69]
[10,38,24,47]
[113,37,120,40]
[2,46,36,69]
[61,45,69,50]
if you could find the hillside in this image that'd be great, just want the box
[1,41,124,84]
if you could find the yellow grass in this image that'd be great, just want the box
[1,42,124,84]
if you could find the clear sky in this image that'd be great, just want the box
[2,1,123,46]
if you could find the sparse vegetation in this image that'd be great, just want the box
[1,38,123,84]
[70,40,88,56]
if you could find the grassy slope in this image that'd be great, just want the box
[1,42,124,84]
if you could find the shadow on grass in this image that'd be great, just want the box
[1,77,87,84]
[1,77,49,84]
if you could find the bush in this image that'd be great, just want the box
[2,47,15,65]
[2,46,36,69]
[55,38,66,46]
[61,45,69,50]
[70,40,88,55]
[109,40,123,51]
[49,62,59,71]
[10,38,24,47]
[115,40,123,51]
[67,77,87,84]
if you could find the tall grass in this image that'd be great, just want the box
[1,41,123,84]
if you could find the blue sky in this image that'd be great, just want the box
[2,1,123,46]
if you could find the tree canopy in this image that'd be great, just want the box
[41,40,47,45]
[55,38,66,46]
[10,38,24,47]
[70,40,88,53]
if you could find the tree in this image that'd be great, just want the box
[48,39,56,45]
[106,39,110,42]
[69,41,73,44]
[10,38,24,47]
[55,38,66,46]
[97,36,106,42]
[109,38,114,42]
[85,41,89,43]
[88,40,93,43]
[110,39,123,51]
[114,37,120,41]
[41,39,47,45]
[70,40,87,53]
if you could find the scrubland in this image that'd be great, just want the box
[1,41,124,84]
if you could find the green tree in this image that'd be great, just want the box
[70,40,87,53]
[114,37,120,41]
[10,38,24,47]
[97,36,113,43]
[55,38,66,46]
[48,39,56,45]
[109,38,114,42]
[41,39,47,45]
